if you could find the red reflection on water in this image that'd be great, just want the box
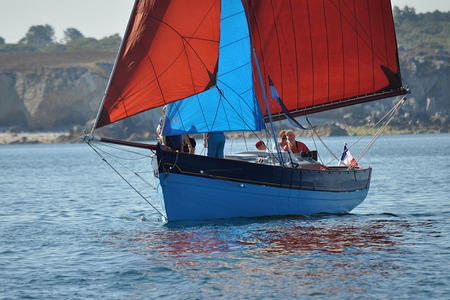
[253,221,404,254]
[135,219,408,258]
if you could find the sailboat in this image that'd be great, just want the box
[84,0,407,222]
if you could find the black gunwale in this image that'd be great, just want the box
[157,147,371,193]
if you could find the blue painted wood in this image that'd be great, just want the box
[157,173,369,222]
[157,148,371,193]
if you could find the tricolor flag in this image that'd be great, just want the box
[340,143,359,168]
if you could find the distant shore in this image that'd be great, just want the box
[0,131,71,144]
[0,124,447,145]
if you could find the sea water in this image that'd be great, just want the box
[0,134,449,299]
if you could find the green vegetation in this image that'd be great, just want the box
[346,126,412,136]
[394,6,450,50]
[1,7,448,54]
[0,25,121,54]
[19,25,55,47]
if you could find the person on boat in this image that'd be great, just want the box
[255,140,267,151]
[255,140,273,163]
[203,132,226,158]
[182,135,196,154]
[157,105,182,151]
[163,135,182,151]
[156,105,167,144]
[286,130,310,156]
[272,130,289,152]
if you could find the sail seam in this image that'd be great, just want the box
[339,0,346,101]
[323,0,330,102]
[269,0,284,104]
[381,0,390,68]
[218,62,250,77]
[144,44,166,104]
[368,0,375,90]
[247,1,269,116]
[354,0,361,95]
[287,0,300,109]
[331,0,394,79]
[219,36,248,49]
[216,79,264,132]
[221,9,243,21]
[146,11,219,86]
[306,0,315,107]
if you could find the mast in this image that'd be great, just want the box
[253,48,283,164]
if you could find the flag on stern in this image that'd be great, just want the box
[340,143,359,168]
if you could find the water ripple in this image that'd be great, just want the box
[1,136,449,299]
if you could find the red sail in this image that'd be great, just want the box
[243,0,407,120]
[96,0,220,128]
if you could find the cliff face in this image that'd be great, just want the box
[299,49,449,133]
[0,50,448,135]
[13,67,107,129]
[0,72,29,127]
[398,49,449,129]
[0,52,113,131]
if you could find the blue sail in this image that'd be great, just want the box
[162,0,264,136]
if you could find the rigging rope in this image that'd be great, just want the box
[91,141,153,160]
[90,143,156,189]
[86,141,167,221]
[314,95,408,166]
[308,128,324,165]
[306,117,341,163]
[355,96,407,164]
[347,96,407,151]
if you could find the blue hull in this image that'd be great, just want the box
[156,147,371,221]
[158,172,368,222]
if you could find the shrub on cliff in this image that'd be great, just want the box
[394,6,450,50]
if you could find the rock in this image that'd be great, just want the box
[0,73,29,127]
[7,125,23,133]
[0,48,448,141]
[296,123,348,137]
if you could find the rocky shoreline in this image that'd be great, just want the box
[1,49,448,143]
[0,131,71,144]
[1,123,447,145]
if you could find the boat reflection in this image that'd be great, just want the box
[135,217,408,258]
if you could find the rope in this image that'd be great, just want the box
[317,95,408,166]
[306,118,341,163]
[92,143,157,188]
[347,96,407,151]
[134,172,156,190]
[87,141,167,221]
[355,96,407,164]
[91,143,157,189]
[306,120,324,165]
[92,141,153,160]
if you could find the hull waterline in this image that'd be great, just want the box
[158,173,369,221]
[156,147,371,222]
